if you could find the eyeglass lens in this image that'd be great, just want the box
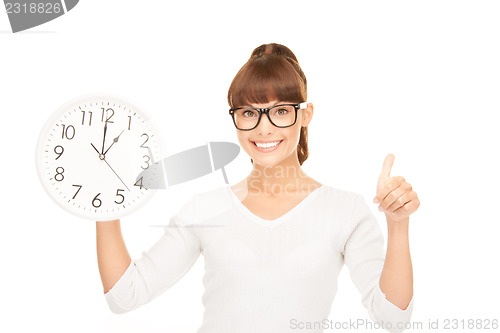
[233,105,296,130]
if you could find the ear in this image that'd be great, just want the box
[301,102,314,127]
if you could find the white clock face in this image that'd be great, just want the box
[36,94,164,221]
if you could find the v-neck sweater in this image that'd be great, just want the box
[104,184,414,333]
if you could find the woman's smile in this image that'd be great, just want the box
[251,139,284,152]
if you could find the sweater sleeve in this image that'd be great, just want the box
[343,194,414,333]
[104,194,202,314]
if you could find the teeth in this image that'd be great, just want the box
[255,140,281,148]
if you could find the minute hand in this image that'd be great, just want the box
[103,130,125,156]
[101,121,108,155]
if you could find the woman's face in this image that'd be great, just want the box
[235,100,313,168]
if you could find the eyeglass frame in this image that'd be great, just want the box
[228,102,308,131]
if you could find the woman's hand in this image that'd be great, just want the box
[373,154,420,223]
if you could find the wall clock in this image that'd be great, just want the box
[35,93,164,221]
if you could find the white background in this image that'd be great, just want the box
[1,1,499,332]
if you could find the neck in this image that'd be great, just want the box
[246,151,311,197]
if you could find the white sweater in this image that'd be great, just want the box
[104,184,414,333]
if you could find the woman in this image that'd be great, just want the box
[97,43,419,333]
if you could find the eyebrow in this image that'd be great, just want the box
[243,101,287,108]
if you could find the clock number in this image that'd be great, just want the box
[114,189,125,204]
[81,111,93,126]
[101,108,114,123]
[72,185,82,199]
[140,133,149,149]
[54,167,64,181]
[141,155,150,170]
[134,176,145,189]
[54,145,64,160]
[128,116,132,130]
[61,124,75,140]
[92,193,102,208]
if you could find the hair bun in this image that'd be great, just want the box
[250,43,299,63]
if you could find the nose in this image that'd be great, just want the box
[255,112,274,135]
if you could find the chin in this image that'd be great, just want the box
[253,158,282,168]
[250,152,290,168]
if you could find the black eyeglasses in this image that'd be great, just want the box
[229,102,307,131]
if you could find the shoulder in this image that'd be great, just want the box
[188,185,234,222]
[194,185,231,204]
[170,186,233,226]
[323,186,381,232]
[317,185,373,223]
[301,184,363,224]
[319,184,361,204]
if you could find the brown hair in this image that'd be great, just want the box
[227,43,309,165]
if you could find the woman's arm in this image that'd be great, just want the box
[100,194,203,314]
[373,154,419,311]
[344,193,414,333]
[379,218,413,310]
[96,219,132,294]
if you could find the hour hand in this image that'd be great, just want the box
[91,143,105,160]
[91,143,100,155]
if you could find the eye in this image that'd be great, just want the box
[242,109,258,117]
[274,108,288,116]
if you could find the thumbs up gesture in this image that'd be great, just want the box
[373,154,420,223]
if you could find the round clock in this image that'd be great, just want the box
[35,93,165,221]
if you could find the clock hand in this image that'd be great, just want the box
[101,121,108,155]
[103,129,125,156]
[90,143,106,160]
[103,158,131,191]
[91,143,100,156]
[92,141,130,190]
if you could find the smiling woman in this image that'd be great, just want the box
[99,43,416,333]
